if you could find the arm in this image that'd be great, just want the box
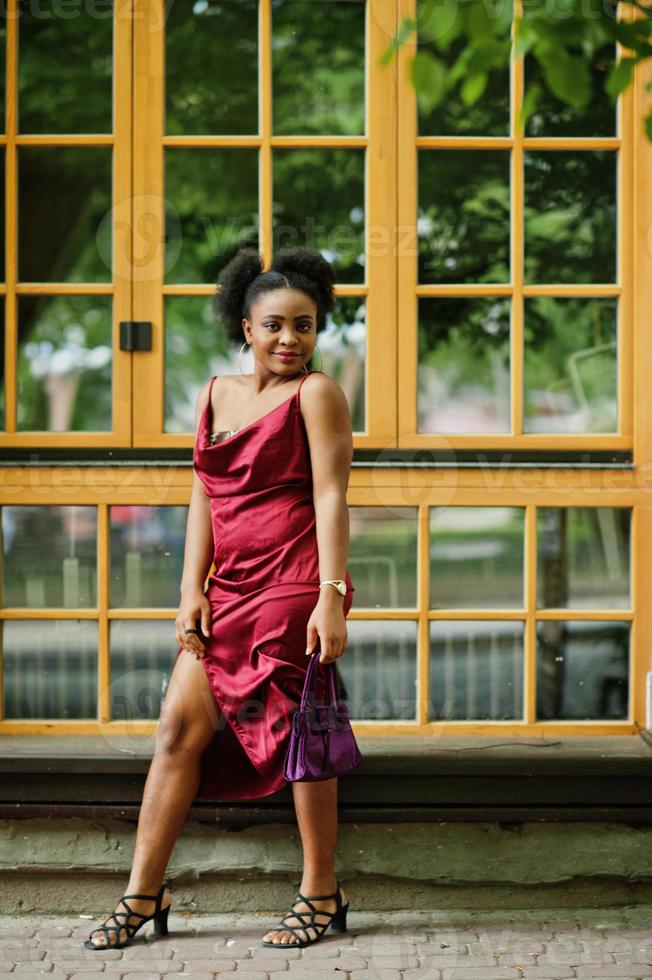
[175,381,215,660]
[300,373,354,664]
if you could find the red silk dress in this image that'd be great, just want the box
[175,370,355,801]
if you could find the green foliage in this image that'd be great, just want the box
[384,0,652,140]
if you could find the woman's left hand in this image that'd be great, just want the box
[306,590,348,664]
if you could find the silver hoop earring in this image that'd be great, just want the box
[238,341,252,376]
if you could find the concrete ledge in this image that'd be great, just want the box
[1,733,652,821]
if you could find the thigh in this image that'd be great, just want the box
[157,648,222,754]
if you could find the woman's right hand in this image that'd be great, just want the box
[175,588,212,660]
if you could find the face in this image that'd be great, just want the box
[243,287,317,375]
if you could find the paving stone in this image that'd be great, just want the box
[179,958,236,972]
[348,970,402,980]
[249,946,301,959]
[574,967,652,976]
[103,958,185,973]
[400,970,444,980]
[440,969,522,979]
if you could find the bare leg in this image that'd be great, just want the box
[262,777,347,945]
[86,649,221,947]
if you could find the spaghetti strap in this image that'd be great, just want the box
[296,369,312,409]
[205,375,218,430]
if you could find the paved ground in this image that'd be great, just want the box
[1,905,652,980]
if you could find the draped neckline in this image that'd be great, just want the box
[201,375,306,449]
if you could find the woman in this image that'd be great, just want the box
[83,246,356,952]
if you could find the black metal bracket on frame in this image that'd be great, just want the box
[119,321,152,352]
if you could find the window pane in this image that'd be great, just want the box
[418,297,511,434]
[340,620,417,720]
[19,147,112,282]
[2,505,97,608]
[18,0,113,134]
[536,621,629,720]
[0,298,4,427]
[416,4,509,136]
[429,620,523,720]
[110,620,175,721]
[165,148,259,284]
[17,295,112,431]
[348,507,418,608]
[418,150,510,284]
[523,297,617,434]
[166,0,258,136]
[430,507,524,610]
[537,508,631,610]
[164,294,364,432]
[3,619,98,720]
[273,0,365,136]
[524,151,617,285]
[110,507,188,608]
[0,148,5,277]
[524,44,617,138]
[273,149,365,283]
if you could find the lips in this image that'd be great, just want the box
[275,352,300,358]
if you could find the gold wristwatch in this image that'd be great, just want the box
[319,579,347,596]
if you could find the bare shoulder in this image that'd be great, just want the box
[300,371,351,421]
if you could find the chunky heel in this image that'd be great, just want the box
[330,901,348,933]
[262,880,349,948]
[83,882,171,950]
[153,902,170,937]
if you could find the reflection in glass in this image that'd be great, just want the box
[430,507,524,609]
[164,295,366,434]
[338,620,417,720]
[110,621,176,721]
[164,297,231,433]
[348,507,417,609]
[0,148,5,276]
[418,150,510,283]
[273,149,365,283]
[418,297,510,433]
[110,507,189,608]
[0,15,5,130]
[17,295,112,431]
[524,43,616,138]
[524,151,616,284]
[537,508,630,610]
[19,148,112,282]
[2,619,97,719]
[273,0,365,135]
[523,297,617,434]
[18,0,112,133]
[165,148,258,284]
[537,620,629,720]
[429,620,523,720]
[416,6,510,136]
[317,297,366,432]
[0,298,4,427]
[166,0,258,136]
[2,505,97,608]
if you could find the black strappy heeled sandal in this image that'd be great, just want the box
[83,882,171,950]
[261,881,349,948]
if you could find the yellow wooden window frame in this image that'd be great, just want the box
[398,0,634,452]
[1,2,651,740]
[131,0,397,448]
[0,0,134,448]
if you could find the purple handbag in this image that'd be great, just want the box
[283,642,363,782]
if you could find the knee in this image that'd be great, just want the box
[155,710,208,759]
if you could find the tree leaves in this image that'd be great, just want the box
[386,0,652,142]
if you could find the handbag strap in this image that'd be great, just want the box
[300,644,338,711]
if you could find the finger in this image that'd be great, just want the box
[305,624,319,656]
[183,623,206,657]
